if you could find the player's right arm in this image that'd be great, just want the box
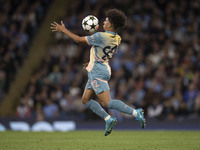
[51,21,86,44]
[85,32,103,46]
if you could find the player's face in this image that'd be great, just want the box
[103,17,112,31]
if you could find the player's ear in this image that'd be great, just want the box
[110,24,115,30]
[107,18,112,28]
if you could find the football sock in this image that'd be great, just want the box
[107,99,137,117]
[85,100,110,121]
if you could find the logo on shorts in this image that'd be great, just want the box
[91,80,99,91]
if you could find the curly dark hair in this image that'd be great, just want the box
[105,9,127,32]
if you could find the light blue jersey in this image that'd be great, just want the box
[85,31,121,94]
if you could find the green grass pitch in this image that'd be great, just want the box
[0,130,200,150]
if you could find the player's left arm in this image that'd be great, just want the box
[51,21,87,44]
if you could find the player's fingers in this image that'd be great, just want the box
[51,23,57,26]
[54,21,58,25]
[51,29,58,31]
[52,29,57,32]
[61,21,64,25]
[83,63,88,69]
[50,26,56,29]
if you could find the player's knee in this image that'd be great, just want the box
[101,101,109,108]
[81,96,89,104]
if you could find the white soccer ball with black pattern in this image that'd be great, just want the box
[82,15,99,32]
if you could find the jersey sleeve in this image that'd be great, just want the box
[85,32,103,47]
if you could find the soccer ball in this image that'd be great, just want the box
[82,15,99,32]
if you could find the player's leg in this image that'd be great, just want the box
[81,88,95,104]
[108,98,146,128]
[97,91,117,136]
[97,90,136,115]
[82,89,111,121]
[97,90,146,129]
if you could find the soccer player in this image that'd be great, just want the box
[51,9,146,136]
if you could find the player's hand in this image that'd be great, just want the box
[51,21,65,32]
[83,63,88,70]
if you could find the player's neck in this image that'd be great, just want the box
[105,28,115,33]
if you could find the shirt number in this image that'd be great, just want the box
[102,45,117,60]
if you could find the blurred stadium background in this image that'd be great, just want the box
[0,0,200,131]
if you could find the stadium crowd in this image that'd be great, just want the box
[16,0,200,121]
[0,0,52,102]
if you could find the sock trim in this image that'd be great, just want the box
[105,115,111,121]
[132,109,137,117]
